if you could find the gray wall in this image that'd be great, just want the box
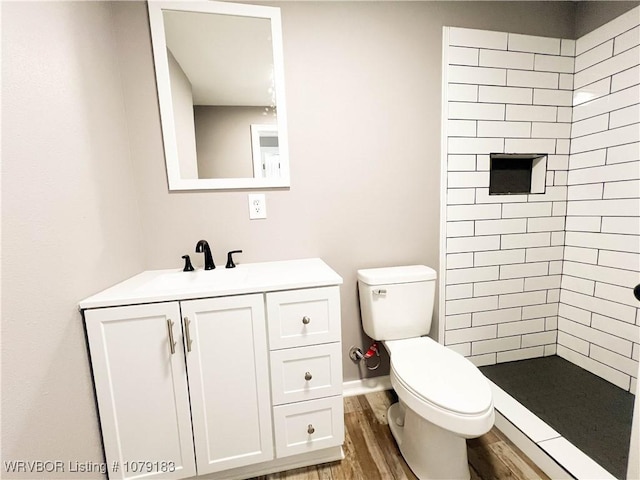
[168,49,199,179]
[194,105,275,178]
[1,1,144,477]
[0,1,606,476]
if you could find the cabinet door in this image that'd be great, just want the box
[181,294,273,474]
[85,303,196,480]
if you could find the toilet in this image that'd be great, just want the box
[357,265,494,480]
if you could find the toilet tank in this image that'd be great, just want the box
[357,265,437,341]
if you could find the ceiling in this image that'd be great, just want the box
[163,10,275,106]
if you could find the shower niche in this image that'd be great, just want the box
[489,153,547,195]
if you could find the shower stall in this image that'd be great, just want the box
[440,6,639,479]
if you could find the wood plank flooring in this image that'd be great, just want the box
[250,391,550,480]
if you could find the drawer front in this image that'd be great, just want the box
[272,396,344,458]
[270,343,343,405]
[267,286,341,350]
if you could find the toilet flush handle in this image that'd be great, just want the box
[373,289,387,297]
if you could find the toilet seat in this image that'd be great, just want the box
[385,337,494,437]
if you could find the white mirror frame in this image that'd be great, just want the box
[148,0,290,191]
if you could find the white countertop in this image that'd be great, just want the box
[79,258,343,309]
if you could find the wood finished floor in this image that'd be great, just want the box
[250,391,550,480]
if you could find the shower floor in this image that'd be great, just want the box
[480,355,635,480]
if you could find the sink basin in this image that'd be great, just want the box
[78,258,344,309]
[136,268,249,293]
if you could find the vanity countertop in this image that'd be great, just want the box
[79,258,343,309]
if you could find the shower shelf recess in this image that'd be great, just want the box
[489,153,547,196]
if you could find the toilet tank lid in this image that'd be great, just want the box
[357,265,437,285]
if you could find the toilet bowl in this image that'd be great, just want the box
[385,337,494,480]
[357,265,495,480]
[385,336,494,438]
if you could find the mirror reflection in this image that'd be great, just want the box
[148,1,290,190]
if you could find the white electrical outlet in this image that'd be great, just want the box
[248,194,267,219]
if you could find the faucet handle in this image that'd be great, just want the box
[182,255,194,272]
[225,250,243,269]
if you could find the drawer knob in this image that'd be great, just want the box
[307,424,315,435]
[302,316,311,325]
[304,371,312,381]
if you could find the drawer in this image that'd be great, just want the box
[267,286,341,350]
[270,343,343,405]
[272,396,344,458]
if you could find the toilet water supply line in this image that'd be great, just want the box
[349,342,381,370]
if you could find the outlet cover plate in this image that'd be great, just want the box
[248,194,267,219]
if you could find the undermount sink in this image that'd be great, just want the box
[136,268,249,293]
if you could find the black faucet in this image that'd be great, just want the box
[195,240,215,270]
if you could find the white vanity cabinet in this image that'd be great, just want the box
[84,303,197,480]
[80,259,344,480]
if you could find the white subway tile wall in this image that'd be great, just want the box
[561,6,640,392]
[445,8,639,392]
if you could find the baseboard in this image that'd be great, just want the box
[343,375,392,397]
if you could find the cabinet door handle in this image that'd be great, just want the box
[307,424,315,435]
[304,371,312,381]
[302,316,311,325]
[184,317,193,353]
[166,319,176,355]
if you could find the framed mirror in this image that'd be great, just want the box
[148,1,290,190]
